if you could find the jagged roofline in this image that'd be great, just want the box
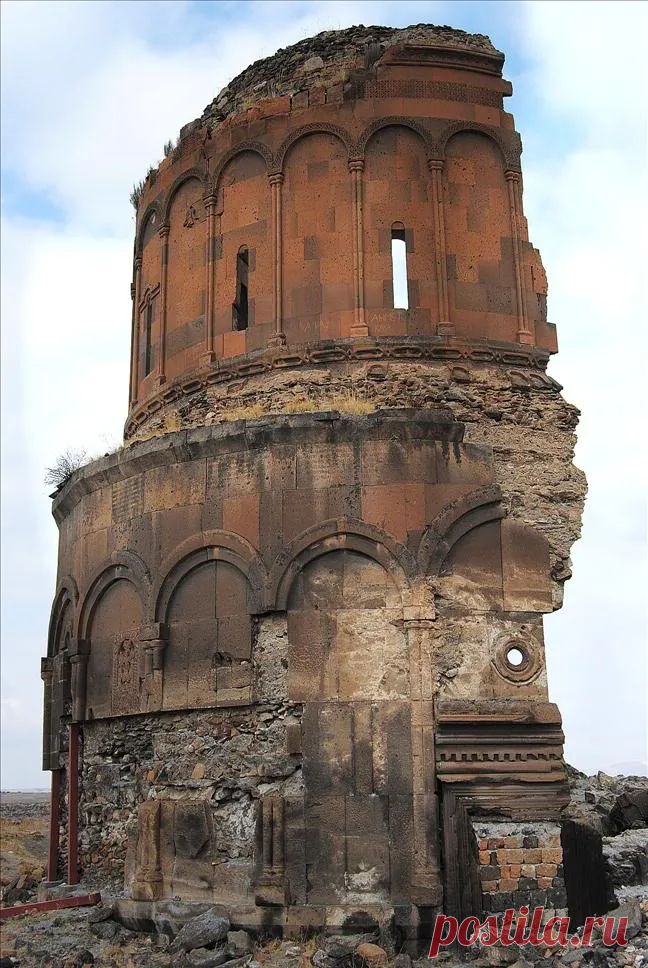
[189,23,503,134]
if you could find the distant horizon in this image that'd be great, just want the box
[2,761,647,796]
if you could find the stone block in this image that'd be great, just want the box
[501,519,552,613]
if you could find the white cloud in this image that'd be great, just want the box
[513,0,648,774]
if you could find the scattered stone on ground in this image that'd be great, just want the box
[2,776,647,967]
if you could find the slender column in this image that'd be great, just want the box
[271,797,285,874]
[349,159,369,337]
[506,170,533,344]
[262,797,273,873]
[405,584,443,906]
[67,723,79,885]
[41,657,54,770]
[129,257,142,406]
[428,159,451,333]
[69,642,89,723]
[203,193,217,361]
[48,769,61,881]
[157,224,170,381]
[268,173,286,347]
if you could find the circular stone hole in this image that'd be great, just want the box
[506,647,526,668]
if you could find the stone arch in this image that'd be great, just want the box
[273,122,353,173]
[162,166,208,224]
[362,120,435,323]
[47,576,78,657]
[135,200,163,256]
[437,121,512,170]
[212,148,273,334]
[154,530,266,622]
[210,142,272,194]
[272,518,414,611]
[356,116,432,158]
[155,531,262,710]
[279,126,355,336]
[417,484,504,575]
[77,550,151,640]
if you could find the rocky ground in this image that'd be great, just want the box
[1,773,646,968]
[0,792,48,905]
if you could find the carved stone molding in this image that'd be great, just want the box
[124,336,551,436]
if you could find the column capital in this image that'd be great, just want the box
[505,169,521,183]
[203,191,218,213]
[41,657,54,681]
[68,638,90,659]
[158,223,170,241]
[134,255,143,270]
[268,172,284,187]
[348,158,365,173]
[427,158,445,173]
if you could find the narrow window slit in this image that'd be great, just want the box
[233,246,249,330]
[391,223,409,310]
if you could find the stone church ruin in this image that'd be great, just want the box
[41,24,587,943]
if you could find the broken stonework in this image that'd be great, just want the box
[42,22,589,949]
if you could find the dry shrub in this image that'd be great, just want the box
[44,448,88,489]
[225,402,266,421]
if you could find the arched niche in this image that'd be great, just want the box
[286,548,407,703]
[443,131,515,340]
[165,176,206,380]
[43,592,74,769]
[436,519,505,612]
[281,132,354,342]
[138,208,162,383]
[214,151,272,348]
[363,125,435,334]
[86,578,143,719]
[162,558,252,711]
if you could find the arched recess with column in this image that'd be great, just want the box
[443,130,517,342]
[281,129,355,342]
[213,149,273,353]
[48,578,78,658]
[43,579,77,769]
[136,204,162,386]
[78,555,149,720]
[362,123,436,335]
[275,522,414,906]
[164,173,207,380]
[154,533,265,710]
[272,521,413,704]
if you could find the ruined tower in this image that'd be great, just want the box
[42,25,586,940]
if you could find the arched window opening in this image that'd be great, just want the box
[233,247,249,331]
[391,223,409,310]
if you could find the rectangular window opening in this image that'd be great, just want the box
[391,226,409,310]
[233,248,249,331]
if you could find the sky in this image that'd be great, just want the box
[1,0,646,789]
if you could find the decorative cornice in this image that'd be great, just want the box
[123,336,552,437]
[53,408,464,522]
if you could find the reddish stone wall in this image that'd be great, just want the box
[474,821,567,919]
[127,25,556,426]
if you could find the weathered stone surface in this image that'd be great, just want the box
[42,19,587,944]
[611,898,643,939]
[171,909,230,952]
[354,943,388,965]
[603,830,648,888]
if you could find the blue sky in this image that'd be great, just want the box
[1,0,646,788]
